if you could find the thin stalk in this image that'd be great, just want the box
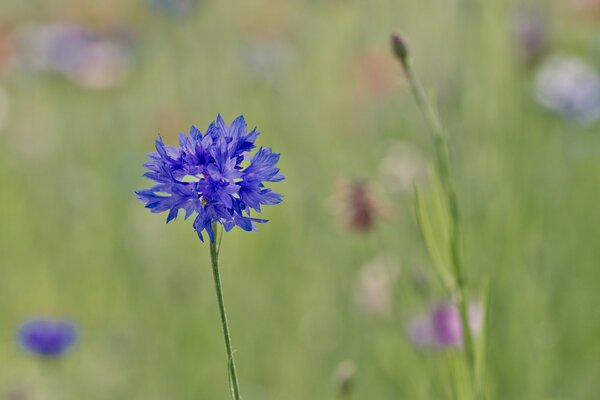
[392,35,477,381]
[209,223,241,400]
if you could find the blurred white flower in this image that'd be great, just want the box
[378,142,427,193]
[354,256,399,317]
[534,55,600,124]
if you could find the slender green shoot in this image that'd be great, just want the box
[209,223,241,400]
[391,33,480,396]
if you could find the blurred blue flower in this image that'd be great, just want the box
[407,303,482,348]
[148,0,199,17]
[137,115,284,242]
[534,55,600,124]
[17,318,78,357]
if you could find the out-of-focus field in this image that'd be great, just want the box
[0,0,599,399]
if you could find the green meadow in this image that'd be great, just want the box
[0,0,599,398]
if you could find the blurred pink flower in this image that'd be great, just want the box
[407,302,483,348]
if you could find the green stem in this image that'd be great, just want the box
[209,223,241,400]
[397,51,477,379]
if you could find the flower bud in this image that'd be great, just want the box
[390,32,409,64]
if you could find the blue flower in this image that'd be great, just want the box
[17,318,78,357]
[136,115,284,242]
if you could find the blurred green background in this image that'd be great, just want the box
[1,0,600,399]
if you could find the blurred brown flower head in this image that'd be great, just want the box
[331,179,387,233]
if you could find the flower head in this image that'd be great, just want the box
[534,55,600,124]
[17,23,135,90]
[378,141,426,193]
[390,32,409,64]
[136,115,284,242]
[330,179,384,233]
[354,256,399,317]
[512,7,549,64]
[17,318,78,357]
[407,302,482,348]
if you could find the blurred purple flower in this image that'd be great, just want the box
[17,318,78,357]
[534,55,600,124]
[148,0,199,17]
[407,302,482,348]
[16,23,135,90]
[513,8,549,64]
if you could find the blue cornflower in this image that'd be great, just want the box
[17,318,78,357]
[136,115,284,242]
